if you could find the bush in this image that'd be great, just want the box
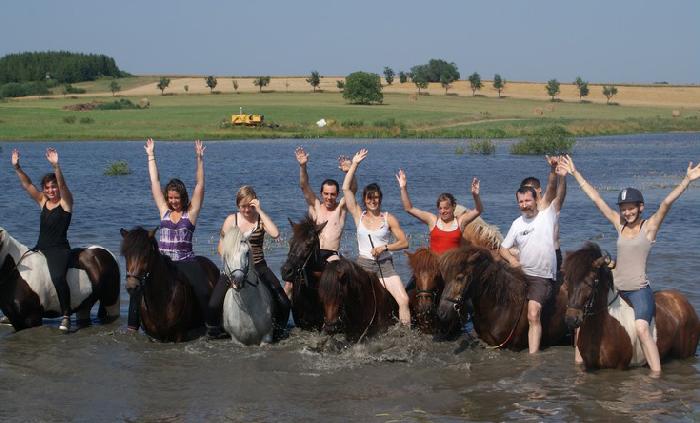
[0,81,51,97]
[95,98,138,110]
[455,145,464,155]
[104,160,131,176]
[468,139,496,155]
[63,84,86,95]
[79,117,94,124]
[63,115,76,124]
[341,119,365,128]
[343,71,383,105]
[510,126,575,155]
[372,118,398,128]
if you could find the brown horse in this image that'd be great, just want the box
[563,242,700,370]
[120,227,219,342]
[437,244,569,350]
[318,258,398,342]
[0,227,120,331]
[280,215,328,330]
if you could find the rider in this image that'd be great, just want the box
[343,149,411,326]
[206,185,291,339]
[499,165,567,353]
[127,138,206,332]
[396,169,482,255]
[559,155,700,373]
[12,148,74,332]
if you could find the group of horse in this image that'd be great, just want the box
[1,217,698,371]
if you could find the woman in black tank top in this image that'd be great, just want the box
[12,148,74,332]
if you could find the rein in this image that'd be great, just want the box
[357,275,378,344]
[293,238,320,287]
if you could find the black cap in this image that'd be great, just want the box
[616,188,644,205]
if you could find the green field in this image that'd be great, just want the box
[1,91,699,141]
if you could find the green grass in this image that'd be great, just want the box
[72,76,161,94]
[0,91,699,141]
[104,160,131,176]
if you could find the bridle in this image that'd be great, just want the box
[291,237,320,286]
[567,253,616,322]
[221,244,255,290]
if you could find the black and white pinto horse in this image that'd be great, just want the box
[220,226,274,345]
[0,227,120,331]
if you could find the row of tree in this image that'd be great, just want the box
[0,51,124,84]
[546,77,619,103]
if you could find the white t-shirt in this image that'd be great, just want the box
[502,203,557,279]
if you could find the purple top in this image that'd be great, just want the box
[159,210,195,261]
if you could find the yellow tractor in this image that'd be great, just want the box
[231,107,264,127]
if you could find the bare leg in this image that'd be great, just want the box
[636,319,661,373]
[382,275,411,325]
[283,281,293,300]
[527,300,542,354]
[574,328,583,364]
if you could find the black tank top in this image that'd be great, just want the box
[36,203,72,250]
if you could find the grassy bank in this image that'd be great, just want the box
[1,91,699,141]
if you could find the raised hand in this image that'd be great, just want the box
[194,139,206,158]
[11,148,20,168]
[558,155,576,175]
[45,147,59,167]
[471,177,480,195]
[145,138,155,156]
[295,146,308,166]
[395,169,407,188]
[546,155,559,169]
[686,161,700,182]
[249,198,260,211]
[352,148,368,165]
[337,155,351,172]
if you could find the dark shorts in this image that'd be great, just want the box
[620,286,656,323]
[356,256,398,278]
[526,275,554,305]
[319,249,340,262]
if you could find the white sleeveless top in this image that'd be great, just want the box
[357,211,391,260]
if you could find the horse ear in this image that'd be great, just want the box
[148,227,158,239]
[120,228,128,238]
[316,220,328,234]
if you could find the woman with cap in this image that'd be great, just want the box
[558,155,700,373]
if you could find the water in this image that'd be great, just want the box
[1,134,699,421]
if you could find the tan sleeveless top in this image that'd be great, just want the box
[612,222,653,291]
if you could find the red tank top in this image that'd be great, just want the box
[429,220,462,254]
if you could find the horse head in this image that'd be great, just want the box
[120,227,159,290]
[280,215,327,282]
[563,242,614,330]
[221,226,252,289]
[318,259,351,334]
[407,248,442,325]
[437,245,491,323]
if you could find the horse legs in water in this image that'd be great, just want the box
[256,263,291,339]
[205,273,231,339]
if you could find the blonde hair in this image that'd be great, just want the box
[236,185,257,207]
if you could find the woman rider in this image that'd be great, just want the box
[12,148,74,332]
[559,155,700,373]
[396,169,482,255]
[343,149,411,325]
[206,186,291,339]
[127,138,206,331]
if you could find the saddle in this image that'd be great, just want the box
[607,289,657,367]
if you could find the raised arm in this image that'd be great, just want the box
[188,140,205,224]
[337,154,357,208]
[45,148,73,211]
[646,161,700,237]
[11,149,43,206]
[541,155,559,208]
[559,155,619,228]
[252,198,280,239]
[396,169,435,226]
[458,177,483,229]
[145,138,168,216]
[342,149,367,222]
[550,166,567,213]
[295,146,318,207]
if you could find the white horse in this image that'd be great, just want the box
[0,227,120,331]
[220,226,273,345]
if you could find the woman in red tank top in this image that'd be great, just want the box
[396,169,483,254]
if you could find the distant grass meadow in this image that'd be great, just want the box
[1,89,700,141]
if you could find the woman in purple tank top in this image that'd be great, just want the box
[560,155,700,373]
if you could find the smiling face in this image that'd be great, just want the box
[364,192,381,212]
[43,180,61,202]
[320,183,339,210]
[516,191,537,218]
[437,199,456,222]
[166,190,183,212]
[619,202,643,224]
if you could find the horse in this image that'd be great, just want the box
[120,227,219,342]
[220,226,273,345]
[563,242,700,370]
[437,244,569,350]
[280,215,328,330]
[318,258,398,342]
[0,227,120,331]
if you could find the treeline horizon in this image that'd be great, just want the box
[0,51,126,84]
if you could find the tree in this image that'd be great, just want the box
[205,75,217,93]
[574,77,589,100]
[342,71,383,104]
[468,72,483,96]
[399,71,408,84]
[440,75,453,95]
[109,80,120,96]
[545,79,560,100]
[157,77,170,95]
[184,84,189,94]
[253,76,270,92]
[493,74,506,97]
[306,70,321,92]
[336,80,345,91]
[383,67,395,85]
[413,71,429,95]
[232,79,239,93]
[602,85,618,104]
[410,59,460,83]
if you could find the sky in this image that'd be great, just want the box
[2,0,699,84]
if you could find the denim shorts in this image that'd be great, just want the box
[619,285,656,323]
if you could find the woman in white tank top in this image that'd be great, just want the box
[560,155,700,373]
[343,149,411,325]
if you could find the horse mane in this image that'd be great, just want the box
[464,216,503,250]
[120,226,159,259]
[318,258,375,302]
[221,225,245,261]
[562,242,608,288]
[407,248,439,276]
[292,213,318,240]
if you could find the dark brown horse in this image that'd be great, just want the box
[0,227,120,331]
[437,244,569,350]
[120,227,219,342]
[318,258,398,342]
[563,242,700,370]
[280,215,328,330]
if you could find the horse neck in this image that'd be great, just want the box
[2,234,28,265]
[590,271,613,319]
[142,254,184,309]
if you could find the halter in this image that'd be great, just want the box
[221,240,255,290]
[568,252,617,322]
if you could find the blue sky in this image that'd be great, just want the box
[2,0,698,84]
